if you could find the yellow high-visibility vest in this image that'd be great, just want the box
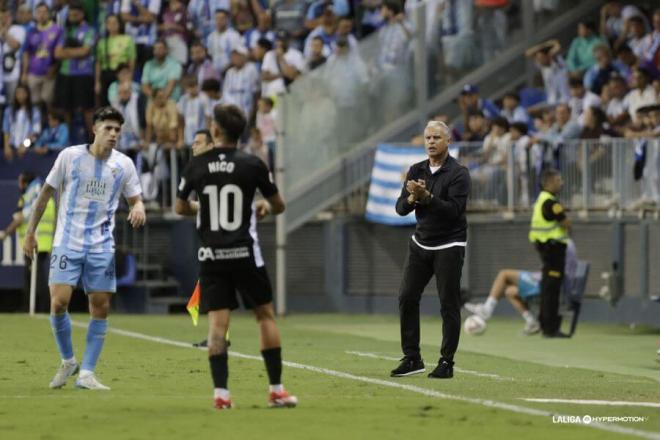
[528,190,568,244]
[17,197,56,253]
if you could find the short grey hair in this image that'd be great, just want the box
[425,120,451,137]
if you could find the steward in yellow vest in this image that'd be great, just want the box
[529,168,571,338]
[0,173,55,313]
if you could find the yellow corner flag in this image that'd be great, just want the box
[187,281,201,326]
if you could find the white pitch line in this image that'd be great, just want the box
[345,350,514,381]
[523,398,660,409]
[61,320,659,440]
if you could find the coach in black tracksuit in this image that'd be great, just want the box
[390,121,470,379]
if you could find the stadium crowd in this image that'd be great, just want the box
[0,0,658,208]
[411,2,660,208]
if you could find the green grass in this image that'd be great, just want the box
[0,313,658,440]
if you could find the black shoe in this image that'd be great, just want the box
[543,332,570,338]
[390,357,425,377]
[428,358,454,379]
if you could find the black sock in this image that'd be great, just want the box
[261,347,282,385]
[209,353,228,389]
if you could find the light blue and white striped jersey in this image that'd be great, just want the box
[222,62,259,117]
[121,0,161,46]
[46,145,142,253]
[176,92,209,146]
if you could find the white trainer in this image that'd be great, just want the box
[464,303,489,320]
[49,360,79,389]
[523,320,541,335]
[75,373,111,391]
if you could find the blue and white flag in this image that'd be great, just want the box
[365,144,427,225]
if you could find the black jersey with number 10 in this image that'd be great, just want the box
[177,148,278,269]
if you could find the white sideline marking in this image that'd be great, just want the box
[523,398,660,409]
[346,350,514,381]
[63,320,659,440]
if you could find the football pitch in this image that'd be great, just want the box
[1,313,658,440]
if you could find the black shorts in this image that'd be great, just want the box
[199,265,273,312]
[55,74,94,111]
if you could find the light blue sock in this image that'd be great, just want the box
[81,319,108,372]
[49,313,74,361]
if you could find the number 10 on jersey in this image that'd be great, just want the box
[202,185,243,231]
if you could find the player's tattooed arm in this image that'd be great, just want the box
[127,195,147,228]
[23,184,55,258]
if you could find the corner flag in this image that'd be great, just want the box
[187,281,201,326]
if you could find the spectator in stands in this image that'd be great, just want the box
[256,96,277,168]
[222,46,259,119]
[114,81,143,155]
[244,12,275,51]
[602,74,629,131]
[21,3,61,107]
[141,39,183,101]
[526,39,570,105]
[0,5,26,104]
[52,0,71,28]
[95,13,136,107]
[261,30,305,98]
[615,44,637,83]
[98,1,123,35]
[568,77,601,124]
[271,0,308,45]
[376,0,411,72]
[474,116,509,204]
[463,109,489,143]
[455,83,499,139]
[325,35,369,148]
[439,0,478,76]
[187,0,229,41]
[15,4,33,29]
[145,87,179,150]
[580,106,613,139]
[475,0,508,63]
[615,15,648,61]
[625,104,660,207]
[231,0,256,34]
[303,3,336,59]
[548,103,581,143]
[53,0,96,134]
[34,109,69,154]
[360,0,385,38]
[500,92,529,125]
[583,44,627,95]
[121,0,161,69]
[509,121,531,206]
[242,126,269,165]
[252,37,273,70]
[566,20,606,76]
[306,36,327,70]
[206,9,242,74]
[626,66,658,126]
[186,39,222,86]
[159,0,189,65]
[108,62,140,106]
[600,1,625,43]
[306,0,349,31]
[2,84,41,161]
[639,9,660,70]
[177,75,210,151]
[201,78,222,117]
[335,16,358,51]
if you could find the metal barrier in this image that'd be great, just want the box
[436,138,659,214]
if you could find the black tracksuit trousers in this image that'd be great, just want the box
[399,240,465,361]
[535,240,566,336]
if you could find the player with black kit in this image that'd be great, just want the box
[175,104,297,410]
